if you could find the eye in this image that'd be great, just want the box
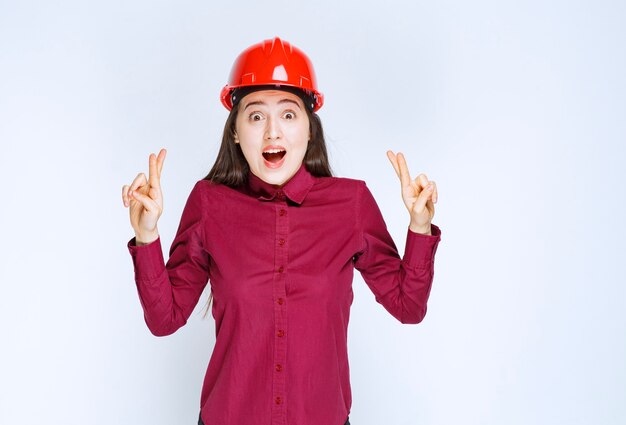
[249,112,263,121]
[283,111,296,120]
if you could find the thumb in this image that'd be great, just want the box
[412,184,434,215]
[130,190,159,213]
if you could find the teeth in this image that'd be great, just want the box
[263,148,286,154]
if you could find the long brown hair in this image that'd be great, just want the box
[199,95,333,319]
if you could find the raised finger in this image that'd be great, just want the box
[386,150,400,178]
[156,148,167,177]
[396,152,412,188]
[148,153,160,189]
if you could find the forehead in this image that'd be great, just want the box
[241,89,303,108]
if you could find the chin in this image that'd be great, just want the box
[256,162,296,186]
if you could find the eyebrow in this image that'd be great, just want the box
[243,98,302,111]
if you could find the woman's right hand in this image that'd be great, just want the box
[122,148,167,244]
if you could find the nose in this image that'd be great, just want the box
[264,115,282,140]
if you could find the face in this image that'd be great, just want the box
[234,90,310,187]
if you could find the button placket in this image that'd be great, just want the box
[271,192,289,423]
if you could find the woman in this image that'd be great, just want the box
[122,37,442,425]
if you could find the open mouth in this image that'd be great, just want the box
[262,148,287,164]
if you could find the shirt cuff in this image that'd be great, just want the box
[127,235,166,281]
[403,223,442,269]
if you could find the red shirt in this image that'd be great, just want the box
[127,162,442,425]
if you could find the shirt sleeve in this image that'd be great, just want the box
[353,181,442,324]
[126,180,211,336]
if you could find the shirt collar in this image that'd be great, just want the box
[246,162,316,204]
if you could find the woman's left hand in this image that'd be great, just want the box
[386,150,437,235]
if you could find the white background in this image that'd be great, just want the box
[1,1,625,424]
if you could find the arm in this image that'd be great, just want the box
[127,181,210,336]
[353,181,441,324]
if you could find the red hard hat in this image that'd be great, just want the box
[220,37,324,112]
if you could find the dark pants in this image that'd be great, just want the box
[198,413,350,425]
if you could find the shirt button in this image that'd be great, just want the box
[278,266,284,273]
[276,191,284,200]
[275,364,283,372]
[275,396,282,404]
[279,209,286,216]
[277,329,285,337]
[278,238,285,246]
[277,298,284,305]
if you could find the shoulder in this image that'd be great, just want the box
[183,179,230,208]
[311,175,372,203]
[188,179,213,199]
[190,178,237,197]
[310,175,363,201]
[188,178,255,210]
